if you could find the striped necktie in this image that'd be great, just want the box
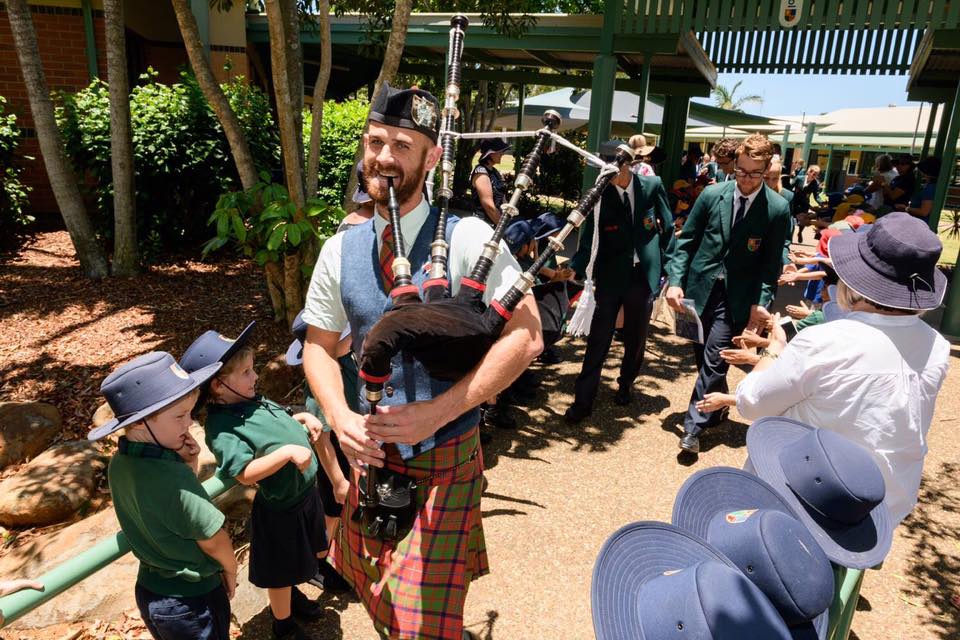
[379,223,394,291]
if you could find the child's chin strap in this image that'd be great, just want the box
[141,418,186,452]
[216,378,257,403]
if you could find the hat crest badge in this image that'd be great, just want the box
[412,94,437,129]
[725,509,757,524]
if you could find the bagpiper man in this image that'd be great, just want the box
[300,84,542,640]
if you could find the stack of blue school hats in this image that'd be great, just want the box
[592,416,894,640]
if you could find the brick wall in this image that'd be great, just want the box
[0,2,107,215]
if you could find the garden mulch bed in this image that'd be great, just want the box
[1,231,959,640]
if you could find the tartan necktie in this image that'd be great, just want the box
[379,223,394,291]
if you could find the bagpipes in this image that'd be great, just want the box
[354,15,634,541]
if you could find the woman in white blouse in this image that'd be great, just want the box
[734,212,950,525]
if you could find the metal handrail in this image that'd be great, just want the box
[0,473,236,628]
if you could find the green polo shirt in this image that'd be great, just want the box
[204,397,318,509]
[108,438,225,597]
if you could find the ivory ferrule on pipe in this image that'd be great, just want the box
[547,232,568,253]
[480,241,500,262]
[513,272,536,295]
[391,257,412,279]
[366,389,383,403]
[567,210,586,227]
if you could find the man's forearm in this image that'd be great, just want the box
[303,340,352,429]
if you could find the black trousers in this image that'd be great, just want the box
[683,282,745,436]
[572,268,654,411]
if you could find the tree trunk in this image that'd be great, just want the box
[305,0,331,199]
[341,0,414,209]
[6,0,108,278]
[282,252,302,327]
[103,0,138,276]
[171,0,258,191]
[263,261,285,320]
[265,0,306,209]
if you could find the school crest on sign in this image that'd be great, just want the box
[411,94,437,129]
[747,237,762,252]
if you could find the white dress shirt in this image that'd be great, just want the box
[302,196,523,333]
[736,311,951,524]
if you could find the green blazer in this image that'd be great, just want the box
[570,174,673,295]
[665,180,792,325]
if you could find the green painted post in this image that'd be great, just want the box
[929,79,960,233]
[81,0,98,80]
[0,475,236,628]
[934,100,952,159]
[634,56,651,133]
[517,83,525,132]
[780,124,791,159]
[191,0,211,58]
[921,102,939,159]
[801,123,816,168]
[582,0,621,192]
[824,145,834,192]
[659,94,691,189]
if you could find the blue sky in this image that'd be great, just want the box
[692,72,913,117]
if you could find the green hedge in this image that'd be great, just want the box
[0,95,32,242]
[56,70,280,261]
[303,97,369,205]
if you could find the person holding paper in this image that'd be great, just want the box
[664,133,792,455]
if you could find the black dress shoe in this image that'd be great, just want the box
[564,404,591,424]
[538,347,561,365]
[613,387,632,406]
[483,403,517,430]
[306,560,352,595]
[679,433,700,454]
[290,587,324,620]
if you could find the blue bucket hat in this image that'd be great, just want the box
[532,212,565,240]
[747,417,893,569]
[180,321,256,374]
[286,309,308,366]
[504,219,535,255]
[89,352,220,441]
[673,468,833,638]
[592,521,792,640]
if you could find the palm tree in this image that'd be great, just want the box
[6,0,108,278]
[103,0,138,276]
[712,81,763,112]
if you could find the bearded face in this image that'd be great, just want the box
[363,123,436,208]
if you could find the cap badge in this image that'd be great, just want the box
[412,94,437,129]
[725,509,758,524]
[170,363,190,379]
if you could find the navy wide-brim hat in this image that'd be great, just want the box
[368,82,440,144]
[286,309,308,366]
[532,212,565,240]
[747,417,894,569]
[592,521,792,640]
[829,211,946,311]
[89,352,221,440]
[673,469,831,639]
[479,137,512,161]
[180,321,256,374]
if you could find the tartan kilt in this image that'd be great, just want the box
[330,426,489,640]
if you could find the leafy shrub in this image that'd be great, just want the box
[512,127,587,212]
[56,70,279,261]
[204,171,344,267]
[0,95,33,239]
[303,97,369,204]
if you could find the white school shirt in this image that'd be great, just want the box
[736,311,951,525]
[302,196,523,334]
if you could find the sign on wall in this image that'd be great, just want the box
[779,0,803,28]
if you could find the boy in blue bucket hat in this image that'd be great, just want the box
[182,324,331,639]
[89,352,236,640]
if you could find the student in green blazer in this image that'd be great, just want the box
[565,143,673,422]
[665,134,792,454]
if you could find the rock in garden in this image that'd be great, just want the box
[257,353,303,404]
[0,441,108,527]
[0,401,61,469]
